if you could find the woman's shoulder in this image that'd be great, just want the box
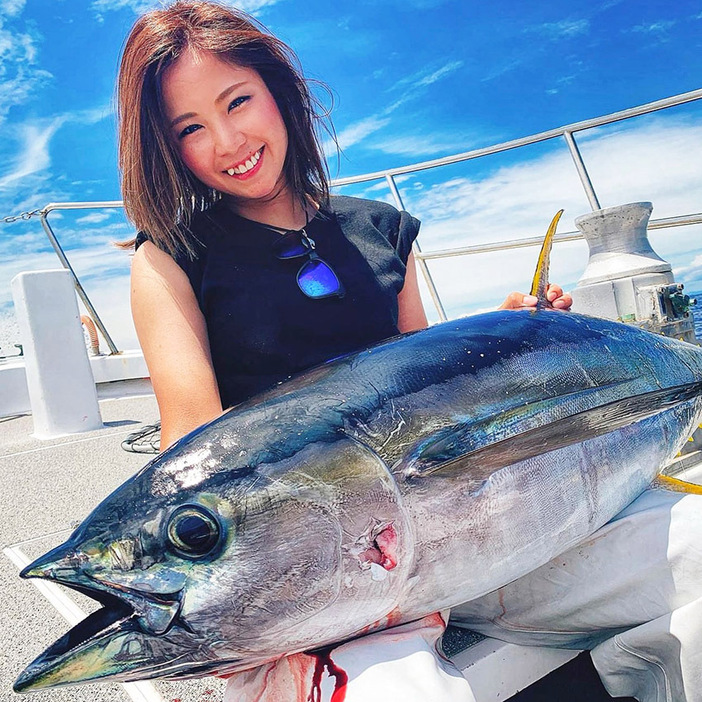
[327,195,414,236]
[326,195,420,263]
[328,195,403,221]
[135,202,225,258]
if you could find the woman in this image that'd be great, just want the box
[119,3,701,702]
[121,0,570,451]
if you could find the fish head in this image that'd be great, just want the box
[15,417,413,690]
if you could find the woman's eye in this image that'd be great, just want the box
[178,123,201,139]
[228,95,250,112]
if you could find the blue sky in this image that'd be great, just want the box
[0,0,701,350]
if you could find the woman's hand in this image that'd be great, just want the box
[499,284,572,311]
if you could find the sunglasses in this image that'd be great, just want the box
[273,228,345,299]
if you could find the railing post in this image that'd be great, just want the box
[384,175,448,322]
[563,130,601,211]
[39,211,120,355]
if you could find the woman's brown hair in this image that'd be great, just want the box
[118,0,332,255]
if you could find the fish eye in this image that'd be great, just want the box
[166,506,221,559]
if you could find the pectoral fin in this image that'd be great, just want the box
[403,380,702,480]
[653,474,702,495]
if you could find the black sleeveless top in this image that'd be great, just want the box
[137,196,420,408]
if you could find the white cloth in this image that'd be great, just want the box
[222,613,474,702]
[225,486,702,702]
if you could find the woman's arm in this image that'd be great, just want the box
[397,251,428,333]
[131,242,224,450]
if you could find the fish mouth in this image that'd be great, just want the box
[13,557,213,691]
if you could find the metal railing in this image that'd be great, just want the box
[33,87,702,350]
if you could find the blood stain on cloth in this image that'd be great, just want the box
[308,648,348,702]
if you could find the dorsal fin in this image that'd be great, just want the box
[530,209,564,307]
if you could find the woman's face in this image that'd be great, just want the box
[161,49,289,206]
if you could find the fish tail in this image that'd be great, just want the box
[530,209,564,307]
[653,474,702,495]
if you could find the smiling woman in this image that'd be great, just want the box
[117,0,332,257]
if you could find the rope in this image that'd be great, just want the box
[121,422,161,454]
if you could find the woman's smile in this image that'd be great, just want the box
[225,146,264,178]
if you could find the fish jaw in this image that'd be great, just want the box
[15,537,203,691]
[12,594,200,691]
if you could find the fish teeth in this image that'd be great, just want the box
[226,149,261,176]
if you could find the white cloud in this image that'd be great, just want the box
[631,20,676,34]
[0,0,25,18]
[396,117,702,318]
[674,252,702,283]
[534,19,590,37]
[76,212,112,225]
[385,60,463,113]
[370,132,478,158]
[69,104,113,124]
[0,105,111,208]
[0,117,64,188]
[329,60,465,155]
[326,116,391,155]
[0,16,52,124]
[480,57,525,83]
[391,60,464,91]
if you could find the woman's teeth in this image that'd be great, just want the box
[226,149,262,176]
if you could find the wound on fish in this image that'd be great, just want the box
[357,523,398,571]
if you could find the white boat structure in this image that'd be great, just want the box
[2,88,702,701]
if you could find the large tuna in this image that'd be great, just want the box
[14,306,702,691]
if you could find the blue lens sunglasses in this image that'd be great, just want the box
[273,227,345,300]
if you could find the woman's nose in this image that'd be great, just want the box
[213,121,245,158]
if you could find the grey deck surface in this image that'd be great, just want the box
[0,396,225,702]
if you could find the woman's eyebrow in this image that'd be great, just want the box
[215,80,248,105]
[170,112,196,128]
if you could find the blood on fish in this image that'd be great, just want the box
[359,606,404,635]
[308,648,347,702]
[374,524,398,570]
[358,524,398,570]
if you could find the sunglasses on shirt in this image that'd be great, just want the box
[273,228,345,300]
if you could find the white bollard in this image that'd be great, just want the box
[11,270,103,438]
